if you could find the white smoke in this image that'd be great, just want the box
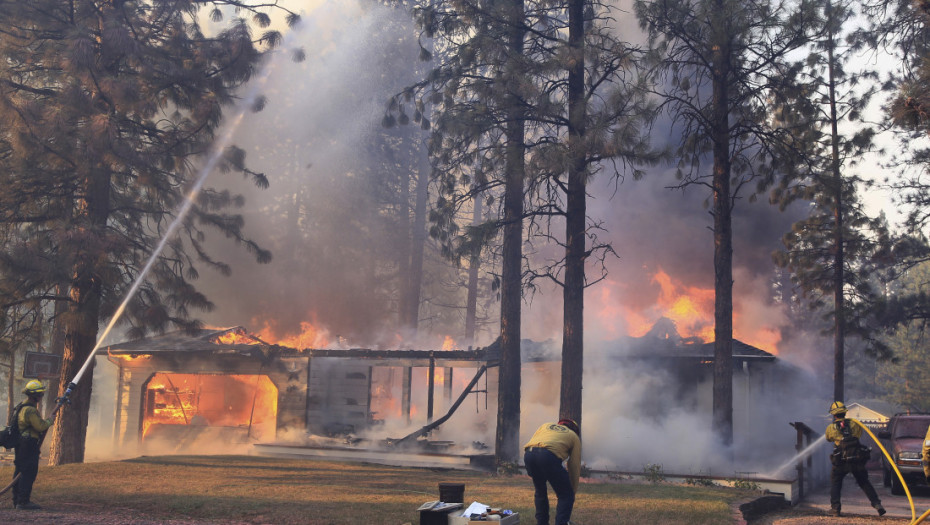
[80,0,837,478]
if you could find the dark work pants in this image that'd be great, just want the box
[830,462,881,510]
[13,437,41,506]
[524,447,574,525]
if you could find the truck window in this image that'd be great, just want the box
[893,418,930,439]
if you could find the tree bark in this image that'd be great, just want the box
[465,195,483,347]
[404,150,430,334]
[398,156,413,331]
[826,0,845,403]
[6,351,15,422]
[495,0,526,467]
[711,0,734,446]
[559,0,586,427]
[47,170,111,465]
[44,294,68,419]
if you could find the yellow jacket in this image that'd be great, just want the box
[920,428,930,478]
[524,422,582,492]
[18,402,52,439]
[825,418,862,446]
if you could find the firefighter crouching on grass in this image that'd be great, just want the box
[523,419,581,525]
[825,401,885,517]
[13,380,55,510]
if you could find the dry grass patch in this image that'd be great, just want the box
[0,455,754,524]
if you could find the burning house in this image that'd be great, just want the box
[520,317,814,464]
[100,318,817,489]
[104,326,496,457]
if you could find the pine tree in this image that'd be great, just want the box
[770,0,886,402]
[0,0,298,464]
[393,0,659,461]
[876,261,930,411]
[635,0,818,444]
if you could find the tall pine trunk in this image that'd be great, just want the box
[404,152,430,334]
[560,0,586,427]
[465,195,483,347]
[826,0,844,402]
[495,0,526,467]
[48,170,111,465]
[710,0,734,446]
[398,162,413,330]
[5,351,15,421]
[44,293,68,419]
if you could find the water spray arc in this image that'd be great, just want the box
[765,437,827,479]
[54,26,302,412]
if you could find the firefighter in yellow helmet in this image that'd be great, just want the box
[824,401,884,517]
[12,380,56,510]
[523,419,581,525]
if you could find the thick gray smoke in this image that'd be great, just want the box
[195,0,433,346]
[85,0,837,476]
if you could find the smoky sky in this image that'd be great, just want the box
[75,0,848,479]
[187,0,820,372]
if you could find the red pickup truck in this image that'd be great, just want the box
[878,414,930,495]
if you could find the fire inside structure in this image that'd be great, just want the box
[102,322,809,477]
[104,327,495,455]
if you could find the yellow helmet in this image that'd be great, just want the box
[829,401,847,415]
[23,380,47,396]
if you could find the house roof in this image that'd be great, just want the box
[104,326,492,367]
[845,403,890,422]
[104,326,266,355]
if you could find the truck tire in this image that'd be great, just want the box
[891,474,905,496]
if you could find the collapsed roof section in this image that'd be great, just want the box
[104,326,498,368]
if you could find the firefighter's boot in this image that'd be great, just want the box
[874,502,886,516]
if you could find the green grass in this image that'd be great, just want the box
[1,455,754,524]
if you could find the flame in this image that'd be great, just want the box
[213,328,262,345]
[141,373,278,441]
[591,268,781,354]
[441,335,458,351]
[369,368,399,422]
[113,353,152,361]
[653,270,716,342]
[252,318,329,349]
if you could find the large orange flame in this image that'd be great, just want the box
[213,328,262,345]
[252,318,329,349]
[591,268,781,354]
[653,270,716,342]
[141,373,277,441]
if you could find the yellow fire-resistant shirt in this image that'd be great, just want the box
[920,428,930,478]
[17,402,52,439]
[523,422,582,492]
[824,418,863,446]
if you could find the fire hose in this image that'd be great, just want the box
[0,473,21,497]
[850,418,924,523]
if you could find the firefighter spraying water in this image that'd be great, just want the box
[30,21,302,469]
[2,381,57,509]
[825,401,885,517]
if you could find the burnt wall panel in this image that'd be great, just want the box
[306,358,371,435]
[267,357,309,438]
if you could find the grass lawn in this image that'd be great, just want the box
[0,455,755,524]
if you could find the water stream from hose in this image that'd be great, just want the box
[63,20,303,396]
[765,437,827,479]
